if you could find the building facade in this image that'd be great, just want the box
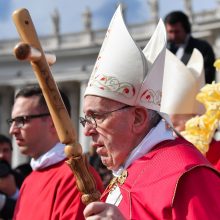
[0,0,220,167]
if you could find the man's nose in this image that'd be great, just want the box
[9,123,19,135]
[83,123,97,137]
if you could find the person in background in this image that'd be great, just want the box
[164,10,216,84]
[161,48,205,135]
[0,134,24,220]
[81,6,220,219]
[14,162,32,179]
[9,86,104,220]
[162,48,220,172]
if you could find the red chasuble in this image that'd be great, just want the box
[206,139,220,171]
[101,138,220,220]
[13,160,104,220]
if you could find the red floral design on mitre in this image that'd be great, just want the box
[88,74,135,98]
[141,89,161,105]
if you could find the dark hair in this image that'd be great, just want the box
[164,11,191,34]
[15,85,71,116]
[0,134,12,150]
[15,163,32,178]
[0,160,12,177]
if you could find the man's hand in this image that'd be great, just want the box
[84,201,126,220]
[0,174,17,196]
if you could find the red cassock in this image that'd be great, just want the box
[101,138,220,220]
[206,139,220,171]
[13,160,104,220]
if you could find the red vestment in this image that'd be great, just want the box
[13,160,104,220]
[206,139,220,171]
[101,138,220,219]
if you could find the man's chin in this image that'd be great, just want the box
[101,158,110,167]
[18,145,29,154]
[101,159,116,171]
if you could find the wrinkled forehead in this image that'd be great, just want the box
[166,22,185,30]
[84,95,123,112]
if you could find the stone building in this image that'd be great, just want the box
[0,0,220,167]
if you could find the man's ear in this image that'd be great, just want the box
[132,107,148,133]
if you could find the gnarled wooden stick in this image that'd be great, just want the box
[12,8,100,205]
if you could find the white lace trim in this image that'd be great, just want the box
[31,142,66,170]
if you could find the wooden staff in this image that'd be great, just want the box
[12,8,101,205]
[14,42,56,65]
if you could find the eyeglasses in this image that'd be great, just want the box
[79,105,132,128]
[7,113,50,128]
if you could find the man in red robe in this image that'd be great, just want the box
[8,86,104,220]
[81,5,220,219]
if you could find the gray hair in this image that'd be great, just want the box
[146,109,162,129]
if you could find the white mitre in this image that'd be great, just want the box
[161,49,205,115]
[84,5,167,113]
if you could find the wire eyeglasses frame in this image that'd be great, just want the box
[79,105,132,128]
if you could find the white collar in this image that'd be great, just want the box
[176,34,190,59]
[31,142,66,170]
[113,120,175,177]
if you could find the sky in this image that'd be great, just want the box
[0,0,218,40]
